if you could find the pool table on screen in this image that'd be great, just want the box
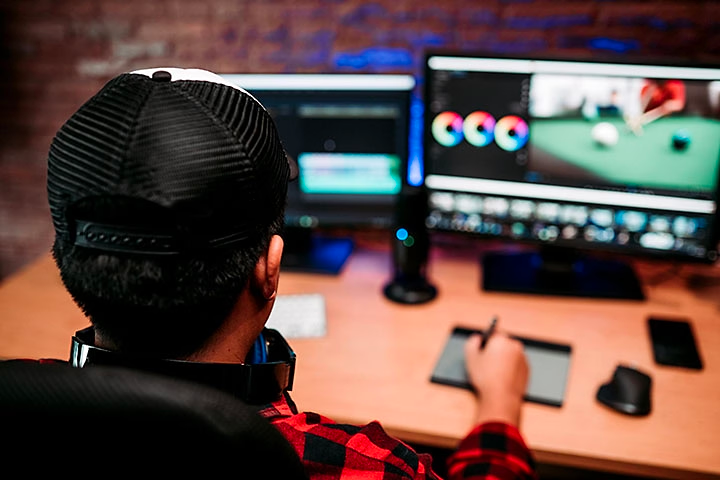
[529,116,720,192]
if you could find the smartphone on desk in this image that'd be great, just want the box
[648,316,703,370]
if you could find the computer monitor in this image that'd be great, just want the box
[423,53,720,299]
[222,73,416,274]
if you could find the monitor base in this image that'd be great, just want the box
[383,276,438,305]
[481,249,645,301]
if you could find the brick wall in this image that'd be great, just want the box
[1,0,719,280]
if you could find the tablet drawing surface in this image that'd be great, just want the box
[431,326,572,407]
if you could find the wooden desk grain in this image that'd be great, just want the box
[1,246,719,479]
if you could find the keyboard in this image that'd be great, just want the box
[266,293,327,338]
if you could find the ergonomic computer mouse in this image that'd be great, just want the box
[596,364,652,416]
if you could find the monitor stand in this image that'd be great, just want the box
[481,246,645,300]
[280,226,354,275]
[383,274,438,305]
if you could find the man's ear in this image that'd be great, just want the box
[253,234,284,301]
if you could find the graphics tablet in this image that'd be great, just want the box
[431,326,572,407]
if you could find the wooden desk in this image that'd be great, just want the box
[1,243,719,479]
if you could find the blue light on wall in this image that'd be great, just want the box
[589,37,639,53]
[333,47,414,70]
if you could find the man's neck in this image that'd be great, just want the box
[186,288,271,363]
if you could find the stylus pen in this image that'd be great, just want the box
[480,316,498,350]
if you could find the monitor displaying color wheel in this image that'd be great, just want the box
[422,52,720,299]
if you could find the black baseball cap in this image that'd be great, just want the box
[47,67,298,256]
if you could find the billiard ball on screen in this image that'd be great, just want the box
[671,129,691,151]
[591,122,619,148]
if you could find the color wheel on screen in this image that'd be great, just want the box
[463,111,496,147]
[494,115,529,151]
[432,111,464,147]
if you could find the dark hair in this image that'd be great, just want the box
[52,196,285,359]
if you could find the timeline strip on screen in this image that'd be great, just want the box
[424,175,716,214]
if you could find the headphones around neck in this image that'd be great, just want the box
[70,326,295,405]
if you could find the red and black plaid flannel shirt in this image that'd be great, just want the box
[261,392,538,480]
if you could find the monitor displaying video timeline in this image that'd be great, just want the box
[424,54,720,263]
[221,73,415,274]
[222,73,414,231]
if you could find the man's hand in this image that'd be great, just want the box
[464,332,529,427]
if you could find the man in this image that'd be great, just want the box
[625,78,686,135]
[45,67,536,479]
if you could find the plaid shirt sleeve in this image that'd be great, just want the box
[261,394,537,480]
[446,422,538,480]
[261,393,441,479]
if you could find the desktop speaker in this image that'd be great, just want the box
[383,185,438,304]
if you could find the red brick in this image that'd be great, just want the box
[98,1,168,19]
[4,20,68,41]
[2,0,56,18]
[597,2,701,28]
